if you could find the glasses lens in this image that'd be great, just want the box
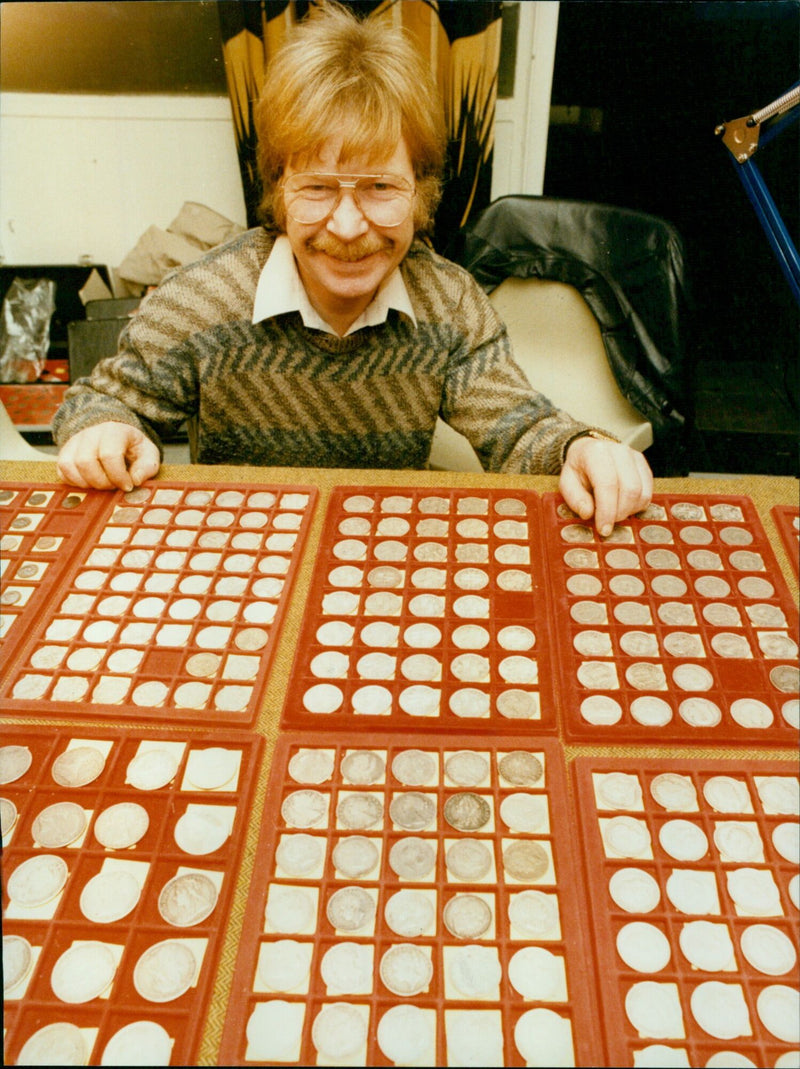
[285,174,413,226]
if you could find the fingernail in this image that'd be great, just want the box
[599,524,612,538]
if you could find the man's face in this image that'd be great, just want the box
[282,137,416,329]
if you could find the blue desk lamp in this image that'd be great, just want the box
[716,81,800,306]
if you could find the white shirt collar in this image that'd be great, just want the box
[252,234,417,336]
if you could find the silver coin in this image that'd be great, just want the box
[650,773,698,811]
[508,890,559,937]
[0,796,19,837]
[391,749,437,786]
[389,836,436,879]
[650,574,688,597]
[565,573,603,596]
[287,748,335,785]
[645,548,681,569]
[281,789,328,828]
[79,869,141,923]
[498,751,544,786]
[380,944,433,996]
[275,833,324,876]
[331,835,379,878]
[340,750,385,784]
[496,689,539,719]
[311,1003,368,1061]
[7,854,69,907]
[133,939,197,1002]
[3,933,33,993]
[443,893,492,938]
[50,940,117,1003]
[126,749,179,790]
[326,885,375,931]
[770,665,799,693]
[639,524,673,544]
[729,550,765,572]
[680,525,713,545]
[445,751,489,787]
[564,547,599,570]
[32,801,87,848]
[445,837,492,880]
[384,888,435,936]
[337,792,384,830]
[503,840,550,881]
[0,744,32,784]
[16,1022,87,1065]
[93,802,150,849]
[389,792,436,830]
[444,792,491,832]
[158,871,218,926]
[561,523,594,543]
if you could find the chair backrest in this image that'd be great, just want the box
[427,275,653,472]
[431,194,692,474]
[0,399,54,461]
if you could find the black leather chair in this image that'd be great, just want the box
[431,195,692,475]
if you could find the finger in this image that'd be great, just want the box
[71,454,118,490]
[57,451,91,489]
[128,439,160,487]
[589,471,620,538]
[558,462,595,522]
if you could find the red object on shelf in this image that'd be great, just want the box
[0,383,68,427]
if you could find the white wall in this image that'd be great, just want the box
[492,1,559,200]
[0,92,247,269]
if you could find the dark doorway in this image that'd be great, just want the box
[545,0,799,474]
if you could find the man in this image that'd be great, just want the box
[54,2,652,536]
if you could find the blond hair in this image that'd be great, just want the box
[254,2,446,233]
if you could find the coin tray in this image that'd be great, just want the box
[280,486,557,734]
[0,484,102,660]
[572,755,800,1068]
[772,505,799,578]
[218,732,601,1066]
[542,492,800,744]
[0,481,317,725]
[1,723,263,1067]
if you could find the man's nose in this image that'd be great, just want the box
[326,190,370,240]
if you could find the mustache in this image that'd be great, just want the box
[308,234,392,261]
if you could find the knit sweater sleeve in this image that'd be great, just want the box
[52,229,267,453]
[415,250,593,474]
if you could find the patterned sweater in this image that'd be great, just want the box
[53,228,592,473]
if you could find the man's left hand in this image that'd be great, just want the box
[560,436,653,537]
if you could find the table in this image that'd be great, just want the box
[1,460,797,1066]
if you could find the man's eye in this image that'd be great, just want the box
[363,180,400,196]
[295,179,336,195]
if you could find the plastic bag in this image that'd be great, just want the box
[0,277,57,383]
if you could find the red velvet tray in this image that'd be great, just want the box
[572,755,799,1068]
[1,723,263,1067]
[280,486,557,735]
[218,732,601,1066]
[0,481,316,726]
[542,493,799,744]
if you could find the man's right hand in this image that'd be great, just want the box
[57,422,160,491]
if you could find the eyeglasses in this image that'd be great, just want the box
[282,172,415,227]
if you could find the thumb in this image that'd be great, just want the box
[127,436,160,487]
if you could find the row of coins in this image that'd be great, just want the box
[0,741,243,792]
[244,997,576,1065]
